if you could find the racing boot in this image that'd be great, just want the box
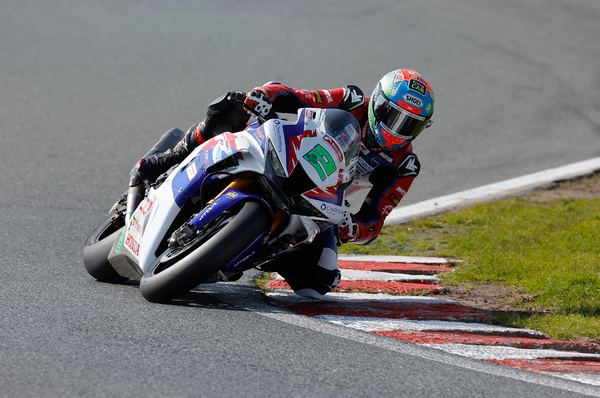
[129,127,199,187]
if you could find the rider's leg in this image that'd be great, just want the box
[270,228,341,299]
[130,92,250,187]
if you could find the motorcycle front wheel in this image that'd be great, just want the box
[83,213,128,284]
[140,200,270,303]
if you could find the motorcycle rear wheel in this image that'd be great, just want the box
[83,214,128,284]
[140,200,270,303]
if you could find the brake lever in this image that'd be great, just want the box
[226,93,267,125]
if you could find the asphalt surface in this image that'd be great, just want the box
[1,0,600,396]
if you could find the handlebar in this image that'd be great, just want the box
[227,92,267,125]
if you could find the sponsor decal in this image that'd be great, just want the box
[140,198,153,215]
[276,130,284,153]
[231,250,256,269]
[313,90,323,104]
[186,161,198,180]
[350,90,363,106]
[355,157,374,178]
[301,90,312,100]
[320,203,344,215]
[303,144,336,181]
[387,193,400,206]
[256,129,265,140]
[397,100,423,115]
[346,123,358,139]
[393,71,406,84]
[358,142,370,155]
[115,231,125,253]
[125,233,140,256]
[323,90,333,103]
[378,152,394,164]
[323,135,343,162]
[403,93,423,107]
[408,79,427,96]
[132,216,143,234]
[397,154,420,177]
[225,191,238,199]
[382,204,395,216]
[396,186,407,196]
[335,135,347,152]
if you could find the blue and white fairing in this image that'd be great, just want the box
[114,108,359,274]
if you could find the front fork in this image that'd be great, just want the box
[126,182,145,225]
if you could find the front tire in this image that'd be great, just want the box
[140,201,270,303]
[83,213,128,284]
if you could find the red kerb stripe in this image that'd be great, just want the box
[273,300,490,321]
[371,331,600,354]
[338,260,453,274]
[267,280,444,293]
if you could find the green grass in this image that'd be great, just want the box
[339,176,600,341]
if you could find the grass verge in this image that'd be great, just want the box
[339,174,600,342]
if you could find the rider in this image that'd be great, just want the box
[131,69,435,299]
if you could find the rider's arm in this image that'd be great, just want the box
[254,83,365,113]
[350,151,421,245]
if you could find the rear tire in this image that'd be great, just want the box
[140,201,270,303]
[83,214,128,284]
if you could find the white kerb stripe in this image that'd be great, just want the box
[386,157,600,225]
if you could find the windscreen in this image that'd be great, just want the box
[315,109,360,167]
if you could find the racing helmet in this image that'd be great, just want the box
[367,69,434,151]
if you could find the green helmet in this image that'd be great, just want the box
[368,69,434,150]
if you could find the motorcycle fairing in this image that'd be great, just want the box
[109,182,181,276]
[170,131,266,208]
[108,107,356,278]
[188,188,272,230]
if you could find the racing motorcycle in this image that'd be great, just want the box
[83,97,360,303]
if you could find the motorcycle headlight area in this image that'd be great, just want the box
[267,139,286,177]
[294,195,326,218]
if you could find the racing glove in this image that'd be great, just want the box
[244,88,272,118]
[338,211,358,243]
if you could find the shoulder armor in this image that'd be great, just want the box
[339,85,365,111]
[396,153,420,178]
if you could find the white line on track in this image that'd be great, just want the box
[266,290,456,303]
[339,254,449,263]
[425,344,600,361]
[313,316,548,337]
[271,269,439,282]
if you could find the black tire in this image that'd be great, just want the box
[140,201,270,303]
[83,214,129,284]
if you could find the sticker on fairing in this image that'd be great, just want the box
[122,195,157,258]
[186,161,198,180]
[115,231,126,253]
[303,144,336,181]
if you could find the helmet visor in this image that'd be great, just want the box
[371,83,429,145]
